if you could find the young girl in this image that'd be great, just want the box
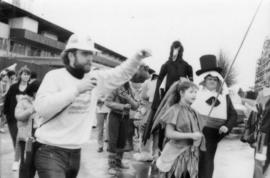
[153,81,205,178]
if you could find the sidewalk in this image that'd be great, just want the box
[0,126,254,178]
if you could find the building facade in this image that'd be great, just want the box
[0,1,127,70]
[255,37,270,92]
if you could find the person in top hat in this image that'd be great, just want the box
[191,54,237,178]
[33,33,151,178]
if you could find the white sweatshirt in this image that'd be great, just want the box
[34,56,141,149]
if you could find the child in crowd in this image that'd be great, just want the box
[154,81,205,178]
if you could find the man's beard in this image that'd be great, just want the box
[66,57,90,79]
[73,57,91,73]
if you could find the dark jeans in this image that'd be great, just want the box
[34,143,81,178]
[7,120,18,148]
[199,127,225,178]
[19,141,36,178]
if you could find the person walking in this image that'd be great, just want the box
[96,95,110,152]
[4,66,31,171]
[191,55,237,178]
[15,81,40,178]
[105,82,139,175]
[33,33,151,178]
[154,81,205,178]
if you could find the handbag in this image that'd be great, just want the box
[21,104,71,178]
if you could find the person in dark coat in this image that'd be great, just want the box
[4,66,31,171]
[253,88,270,178]
[191,55,237,178]
[143,40,193,149]
[4,66,30,147]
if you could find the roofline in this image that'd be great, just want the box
[1,1,127,61]
[1,1,73,36]
[94,43,127,61]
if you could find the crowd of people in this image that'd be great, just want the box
[0,33,269,178]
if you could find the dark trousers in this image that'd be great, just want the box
[199,127,225,178]
[108,112,133,153]
[34,143,81,178]
[7,120,18,148]
[253,143,270,178]
[19,141,36,178]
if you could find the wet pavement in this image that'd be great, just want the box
[1,126,254,178]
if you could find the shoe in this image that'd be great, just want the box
[12,161,20,171]
[108,167,120,175]
[97,147,103,153]
[92,126,96,129]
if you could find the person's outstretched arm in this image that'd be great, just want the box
[95,50,151,95]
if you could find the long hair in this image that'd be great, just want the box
[17,66,31,84]
[25,80,41,97]
[168,41,184,61]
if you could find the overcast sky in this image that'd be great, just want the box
[6,0,270,89]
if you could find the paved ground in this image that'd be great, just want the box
[0,125,254,178]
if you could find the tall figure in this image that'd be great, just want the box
[143,40,193,149]
[191,55,237,178]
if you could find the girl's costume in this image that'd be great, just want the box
[151,81,205,178]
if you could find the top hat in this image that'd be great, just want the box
[196,55,222,76]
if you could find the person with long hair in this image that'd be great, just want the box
[152,81,205,178]
[4,66,31,171]
[15,80,40,178]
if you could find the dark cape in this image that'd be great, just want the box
[142,59,193,144]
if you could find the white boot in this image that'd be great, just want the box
[12,161,20,171]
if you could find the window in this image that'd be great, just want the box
[10,41,26,55]
[0,38,8,50]
[28,47,41,56]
